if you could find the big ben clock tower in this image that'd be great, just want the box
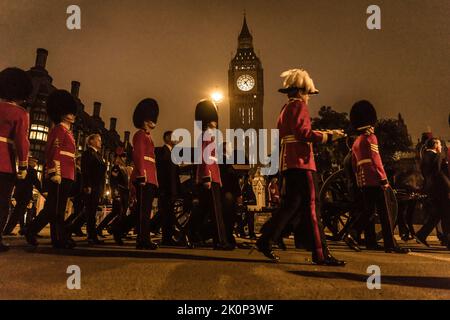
[228,15,264,132]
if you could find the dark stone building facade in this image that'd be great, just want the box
[24,48,130,179]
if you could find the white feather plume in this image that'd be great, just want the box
[280,68,318,94]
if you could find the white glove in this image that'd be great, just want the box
[331,130,346,142]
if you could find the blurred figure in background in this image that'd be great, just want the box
[3,156,42,235]
[415,138,450,250]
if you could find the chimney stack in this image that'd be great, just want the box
[110,117,117,131]
[35,48,48,69]
[71,81,80,98]
[93,102,101,118]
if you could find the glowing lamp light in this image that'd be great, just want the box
[211,91,224,104]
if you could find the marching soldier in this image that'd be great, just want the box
[0,67,32,252]
[131,98,159,250]
[345,100,410,253]
[255,68,346,265]
[26,90,78,249]
[195,100,233,250]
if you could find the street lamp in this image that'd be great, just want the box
[211,91,224,104]
[210,89,224,129]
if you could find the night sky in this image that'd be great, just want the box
[1,0,449,145]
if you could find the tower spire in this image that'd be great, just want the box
[238,14,253,48]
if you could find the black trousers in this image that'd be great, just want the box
[0,173,15,241]
[198,182,229,246]
[134,183,157,244]
[259,169,328,260]
[416,195,450,241]
[107,191,129,235]
[221,191,237,245]
[65,195,84,228]
[4,194,30,234]
[397,199,417,238]
[351,186,396,248]
[159,193,176,242]
[28,179,73,245]
[84,189,101,240]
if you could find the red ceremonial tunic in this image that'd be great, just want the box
[351,132,388,187]
[0,101,30,174]
[277,98,330,172]
[131,129,158,187]
[45,123,76,181]
[196,133,221,185]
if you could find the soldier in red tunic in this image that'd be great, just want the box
[0,67,32,252]
[131,98,159,250]
[194,100,232,250]
[345,100,409,253]
[255,69,346,265]
[26,90,78,249]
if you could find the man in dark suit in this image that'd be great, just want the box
[80,133,106,244]
[415,138,450,249]
[156,131,181,246]
[3,157,42,235]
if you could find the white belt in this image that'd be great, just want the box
[60,151,75,158]
[144,156,155,163]
[357,159,372,166]
[0,136,13,144]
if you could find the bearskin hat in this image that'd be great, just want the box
[133,98,159,129]
[46,89,78,124]
[278,68,319,95]
[195,99,218,125]
[350,100,378,131]
[0,67,33,101]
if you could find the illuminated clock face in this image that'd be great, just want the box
[236,74,255,91]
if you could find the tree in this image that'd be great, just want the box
[312,106,350,131]
[312,106,351,175]
[375,118,412,169]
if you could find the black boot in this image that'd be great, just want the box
[136,241,158,250]
[313,252,346,267]
[113,232,124,245]
[25,230,38,247]
[385,246,411,254]
[253,238,279,262]
[0,240,10,252]
[343,234,361,252]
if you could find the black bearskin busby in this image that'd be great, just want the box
[46,89,78,124]
[0,67,33,101]
[350,100,377,131]
[132,98,159,129]
[195,99,218,127]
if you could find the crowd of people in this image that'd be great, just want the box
[0,67,448,267]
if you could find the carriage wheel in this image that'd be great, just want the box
[319,169,354,241]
